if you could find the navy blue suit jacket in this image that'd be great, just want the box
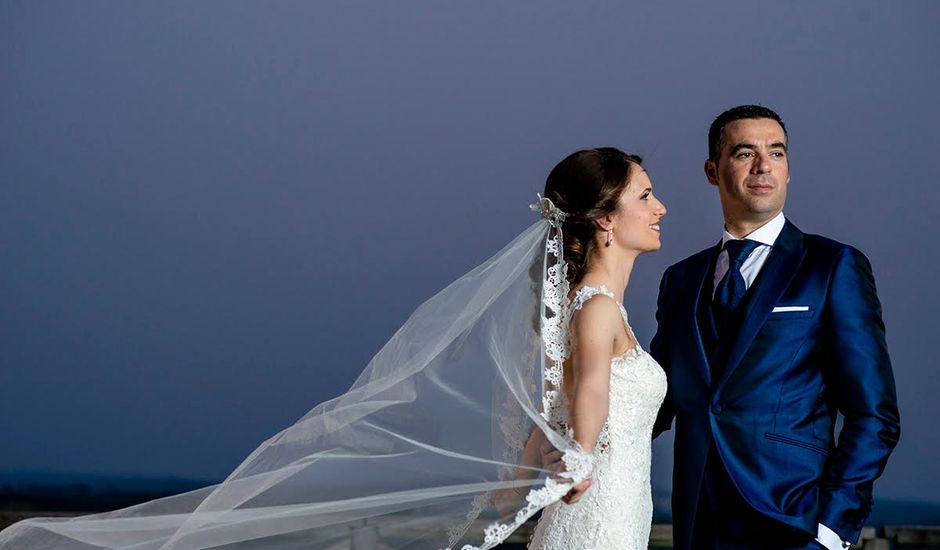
[651,220,900,550]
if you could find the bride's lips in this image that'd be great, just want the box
[650,223,661,232]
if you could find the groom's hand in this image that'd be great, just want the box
[539,438,593,505]
[561,479,592,505]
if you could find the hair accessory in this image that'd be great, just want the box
[529,193,568,228]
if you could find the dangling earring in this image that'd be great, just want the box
[606,229,613,247]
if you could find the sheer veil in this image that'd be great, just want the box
[0,197,593,550]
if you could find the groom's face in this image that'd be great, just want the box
[705,117,790,226]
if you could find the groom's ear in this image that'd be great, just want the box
[704,160,719,186]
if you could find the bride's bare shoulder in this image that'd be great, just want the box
[568,289,621,335]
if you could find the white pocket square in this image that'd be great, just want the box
[772,306,810,313]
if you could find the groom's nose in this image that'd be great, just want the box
[752,153,773,174]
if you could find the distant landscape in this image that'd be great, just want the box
[0,471,214,514]
[2,471,939,543]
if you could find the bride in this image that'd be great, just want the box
[0,147,666,549]
[528,148,667,549]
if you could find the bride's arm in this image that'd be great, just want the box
[568,298,618,453]
[490,427,546,515]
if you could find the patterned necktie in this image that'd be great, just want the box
[712,239,761,331]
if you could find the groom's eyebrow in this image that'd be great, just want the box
[729,143,756,155]
[729,142,788,155]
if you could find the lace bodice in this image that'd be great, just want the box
[528,285,668,550]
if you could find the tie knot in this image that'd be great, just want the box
[723,239,761,267]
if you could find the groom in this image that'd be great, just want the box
[650,105,900,550]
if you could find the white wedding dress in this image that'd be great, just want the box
[529,285,668,550]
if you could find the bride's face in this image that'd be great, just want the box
[607,168,667,254]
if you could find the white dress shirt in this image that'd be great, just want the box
[712,211,849,550]
[712,211,785,298]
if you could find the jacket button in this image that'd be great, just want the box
[711,403,723,414]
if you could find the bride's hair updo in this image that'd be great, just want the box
[543,147,643,285]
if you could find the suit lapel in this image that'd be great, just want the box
[712,221,806,392]
[697,251,720,357]
[688,242,723,387]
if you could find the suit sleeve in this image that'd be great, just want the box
[818,246,900,543]
[651,268,675,439]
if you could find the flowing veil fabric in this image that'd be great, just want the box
[0,198,592,550]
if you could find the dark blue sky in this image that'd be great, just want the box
[1,1,937,502]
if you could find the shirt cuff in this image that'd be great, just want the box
[816,523,849,550]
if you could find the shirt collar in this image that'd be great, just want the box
[720,211,786,248]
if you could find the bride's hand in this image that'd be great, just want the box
[539,438,593,504]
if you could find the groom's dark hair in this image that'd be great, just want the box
[708,104,787,162]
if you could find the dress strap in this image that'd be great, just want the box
[568,285,616,313]
[615,302,638,344]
